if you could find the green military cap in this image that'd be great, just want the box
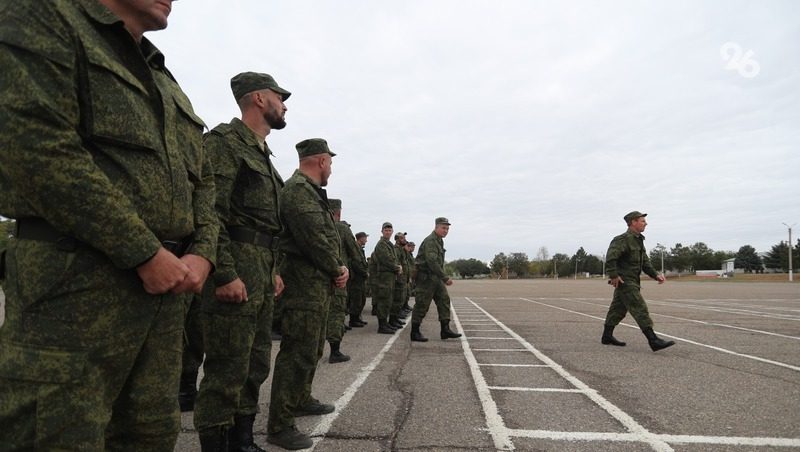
[435,217,451,225]
[394,232,407,239]
[230,72,291,101]
[407,241,415,246]
[382,222,393,229]
[355,232,368,239]
[329,198,342,210]
[623,211,647,223]
[296,138,337,158]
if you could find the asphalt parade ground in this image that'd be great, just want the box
[173,279,800,452]
[2,279,799,451]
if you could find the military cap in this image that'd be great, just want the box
[394,232,407,239]
[623,211,647,223]
[230,72,291,101]
[408,241,416,246]
[296,138,337,158]
[355,232,368,239]
[382,222,393,229]
[435,217,451,225]
[329,198,342,210]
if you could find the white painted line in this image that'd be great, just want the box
[519,297,800,373]
[464,297,674,452]
[466,337,516,340]
[658,434,800,447]
[488,386,584,393]
[508,429,800,448]
[452,305,514,450]
[472,348,528,352]
[308,323,408,449]
[479,363,549,368]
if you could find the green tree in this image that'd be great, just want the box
[583,254,604,275]
[552,253,571,277]
[490,252,507,276]
[734,245,762,273]
[507,252,530,277]
[688,242,715,270]
[670,243,691,274]
[763,240,799,272]
[450,258,490,279]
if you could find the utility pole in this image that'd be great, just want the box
[574,257,581,280]
[657,243,665,274]
[783,223,795,282]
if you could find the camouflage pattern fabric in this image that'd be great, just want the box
[347,244,369,318]
[371,237,399,320]
[326,221,354,342]
[194,119,283,430]
[603,230,659,328]
[412,231,452,324]
[391,243,411,317]
[267,169,343,435]
[0,2,216,450]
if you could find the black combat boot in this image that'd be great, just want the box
[440,320,462,339]
[410,323,428,342]
[377,318,396,334]
[349,316,365,328]
[389,315,405,328]
[178,370,198,412]
[328,342,351,363]
[229,414,265,452]
[357,316,368,326]
[642,327,675,351]
[198,426,229,452]
[601,324,626,346]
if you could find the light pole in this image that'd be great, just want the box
[602,254,606,279]
[783,223,795,282]
[574,257,581,280]
[656,243,665,274]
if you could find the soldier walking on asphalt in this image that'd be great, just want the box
[601,211,675,352]
[411,217,462,342]
[193,72,290,451]
[0,1,217,449]
[266,139,347,450]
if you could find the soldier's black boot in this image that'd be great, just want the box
[389,315,405,328]
[377,318,395,334]
[410,323,428,342]
[349,316,365,328]
[642,327,675,352]
[178,370,198,412]
[199,426,229,452]
[601,324,626,346]
[440,320,462,340]
[328,341,351,363]
[229,414,265,452]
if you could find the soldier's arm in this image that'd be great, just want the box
[0,8,161,269]
[423,242,447,280]
[282,190,343,278]
[375,241,399,272]
[185,128,218,269]
[205,132,239,286]
[605,236,624,280]
[641,246,659,280]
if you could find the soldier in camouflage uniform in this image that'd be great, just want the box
[0,1,217,450]
[325,199,351,364]
[602,211,675,352]
[411,218,461,342]
[391,232,411,326]
[371,222,403,334]
[266,139,348,450]
[192,72,290,452]
[402,241,417,314]
[348,232,370,327]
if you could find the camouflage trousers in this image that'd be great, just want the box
[181,292,205,382]
[411,272,452,324]
[604,286,653,329]
[0,239,184,451]
[267,299,329,434]
[391,278,407,317]
[372,272,396,321]
[194,243,275,430]
[347,277,367,319]
[326,290,347,343]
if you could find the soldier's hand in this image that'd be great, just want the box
[216,278,248,303]
[334,266,349,288]
[172,254,212,294]
[396,266,403,275]
[609,276,624,288]
[274,274,285,297]
[656,274,666,284]
[137,247,191,295]
[445,277,453,286]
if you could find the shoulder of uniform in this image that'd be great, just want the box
[0,1,75,67]
[206,122,235,137]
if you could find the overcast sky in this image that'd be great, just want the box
[151,0,799,263]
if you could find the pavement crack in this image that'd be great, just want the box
[386,335,415,452]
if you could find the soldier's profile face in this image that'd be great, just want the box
[319,155,332,186]
[358,237,368,246]
[114,0,173,33]
[262,89,287,130]
[382,227,393,239]
[630,217,647,234]
[435,224,450,238]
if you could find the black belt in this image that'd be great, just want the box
[228,226,275,248]
[16,218,192,257]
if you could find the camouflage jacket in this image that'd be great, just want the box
[337,221,367,279]
[372,237,400,273]
[395,243,412,283]
[605,230,658,287]
[0,0,217,269]
[415,231,447,281]
[205,118,283,285]
[277,170,343,305]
